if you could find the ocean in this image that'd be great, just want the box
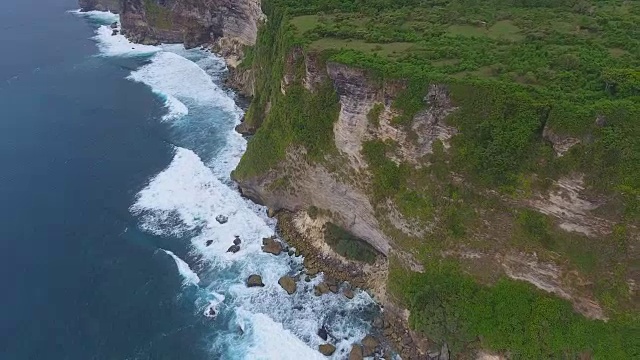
[0,1,376,359]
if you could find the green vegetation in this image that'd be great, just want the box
[324,222,378,263]
[144,0,172,29]
[235,1,640,356]
[390,262,640,358]
[367,103,384,127]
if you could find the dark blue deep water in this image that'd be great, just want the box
[0,1,209,359]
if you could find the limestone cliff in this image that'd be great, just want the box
[79,0,121,12]
[81,0,263,64]
[235,45,639,322]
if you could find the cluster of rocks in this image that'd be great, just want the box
[110,21,119,36]
[317,334,380,359]
[227,235,242,253]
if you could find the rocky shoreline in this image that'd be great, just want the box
[275,210,444,360]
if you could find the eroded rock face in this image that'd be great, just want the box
[238,150,391,255]
[79,0,121,12]
[542,123,580,157]
[327,63,457,168]
[527,174,611,237]
[119,0,263,57]
[500,252,607,320]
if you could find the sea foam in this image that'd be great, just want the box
[77,10,376,359]
[162,249,200,286]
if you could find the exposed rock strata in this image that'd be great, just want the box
[79,0,121,12]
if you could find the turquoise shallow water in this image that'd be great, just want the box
[0,3,378,359]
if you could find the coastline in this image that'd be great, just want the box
[276,210,438,360]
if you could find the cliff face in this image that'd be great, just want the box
[80,0,121,12]
[235,46,638,320]
[82,0,263,61]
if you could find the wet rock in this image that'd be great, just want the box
[343,288,355,299]
[317,326,328,341]
[372,316,384,329]
[288,249,295,257]
[205,307,216,318]
[318,344,336,356]
[246,274,264,287]
[304,276,311,282]
[205,240,213,247]
[293,305,303,311]
[227,245,241,253]
[110,21,118,29]
[361,335,379,357]
[216,215,228,224]
[111,29,119,36]
[349,345,363,360]
[278,276,297,295]
[329,285,338,293]
[267,207,277,218]
[262,237,283,255]
[233,236,241,245]
[314,283,330,296]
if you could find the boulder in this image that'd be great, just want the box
[227,245,240,253]
[372,316,384,328]
[205,240,213,247]
[317,326,328,341]
[361,335,379,357]
[267,207,277,218]
[343,288,355,299]
[314,283,330,296]
[349,345,363,360]
[329,285,338,294]
[233,236,241,245]
[246,275,264,287]
[216,215,228,224]
[278,276,297,295]
[318,344,336,356]
[262,237,283,255]
[110,21,118,29]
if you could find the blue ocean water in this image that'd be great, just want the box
[0,2,377,359]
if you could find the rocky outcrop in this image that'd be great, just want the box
[261,237,283,255]
[500,252,607,320]
[527,174,611,237]
[246,274,264,287]
[278,276,297,295]
[239,151,391,255]
[542,123,580,157]
[318,343,336,356]
[117,0,263,58]
[327,63,457,168]
[79,0,121,12]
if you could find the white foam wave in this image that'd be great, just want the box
[241,311,326,360]
[162,95,189,121]
[162,249,200,286]
[68,9,119,24]
[72,10,159,57]
[128,52,238,112]
[93,24,159,57]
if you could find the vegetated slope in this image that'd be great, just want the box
[232,0,640,358]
